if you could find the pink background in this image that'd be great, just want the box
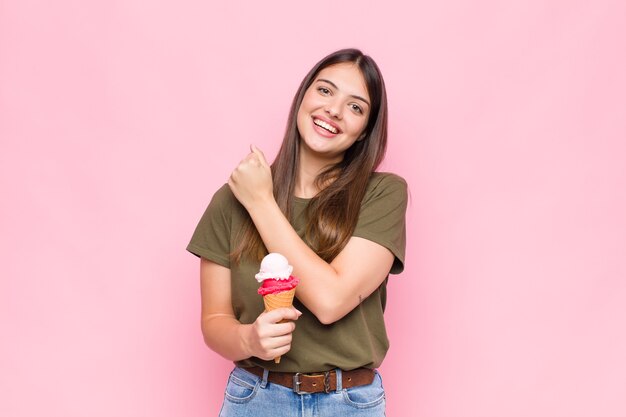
[1,0,625,416]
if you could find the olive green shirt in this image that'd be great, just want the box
[187,172,407,372]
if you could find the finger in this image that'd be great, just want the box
[259,333,289,350]
[268,321,296,337]
[265,334,293,350]
[260,344,292,361]
[241,153,263,169]
[250,144,269,167]
[262,308,301,323]
[273,343,292,357]
[228,169,240,185]
[281,307,302,321]
[269,339,293,355]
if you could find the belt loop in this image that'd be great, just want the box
[335,368,343,392]
[260,368,269,389]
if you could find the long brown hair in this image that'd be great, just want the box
[232,48,388,263]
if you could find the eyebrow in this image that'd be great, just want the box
[316,78,371,107]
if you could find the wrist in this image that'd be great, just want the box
[237,323,253,359]
[246,194,279,216]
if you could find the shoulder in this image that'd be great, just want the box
[199,183,244,223]
[364,172,408,201]
[368,172,407,188]
[208,183,239,208]
[353,173,408,274]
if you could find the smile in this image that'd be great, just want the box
[313,118,339,134]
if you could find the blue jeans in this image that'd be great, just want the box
[218,366,386,416]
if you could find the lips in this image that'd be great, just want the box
[312,116,341,135]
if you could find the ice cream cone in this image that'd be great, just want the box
[255,254,299,364]
[263,288,296,311]
[263,288,297,363]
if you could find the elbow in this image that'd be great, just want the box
[200,317,222,351]
[317,313,341,326]
[200,320,211,348]
[311,298,350,325]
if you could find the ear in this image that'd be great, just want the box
[356,132,367,141]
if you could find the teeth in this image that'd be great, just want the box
[314,119,338,134]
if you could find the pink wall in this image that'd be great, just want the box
[1,1,625,416]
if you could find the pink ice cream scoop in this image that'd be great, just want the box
[257,276,300,296]
[255,252,299,295]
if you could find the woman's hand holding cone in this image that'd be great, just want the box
[241,307,301,362]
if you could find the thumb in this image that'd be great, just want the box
[250,144,269,166]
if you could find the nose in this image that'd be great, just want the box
[324,98,342,119]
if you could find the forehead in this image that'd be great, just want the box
[314,63,369,101]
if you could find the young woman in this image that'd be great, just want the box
[187,48,407,416]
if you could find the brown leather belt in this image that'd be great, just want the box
[245,366,375,394]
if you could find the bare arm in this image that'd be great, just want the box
[244,200,393,324]
[229,147,398,325]
[200,258,300,361]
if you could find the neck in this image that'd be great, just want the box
[294,146,341,198]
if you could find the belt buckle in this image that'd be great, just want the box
[293,372,305,395]
[293,371,333,394]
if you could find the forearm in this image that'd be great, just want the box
[201,314,252,362]
[247,198,357,321]
[228,147,396,323]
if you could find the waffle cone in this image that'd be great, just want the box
[262,288,297,363]
[263,288,296,312]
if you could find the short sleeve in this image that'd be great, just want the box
[352,173,408,274]
[186,184,235,268]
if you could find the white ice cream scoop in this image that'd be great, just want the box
[255,253,293,282]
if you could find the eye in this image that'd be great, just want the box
[350,103,363,114]
[317,87,331,95]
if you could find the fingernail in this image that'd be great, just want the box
[295,309,302,316]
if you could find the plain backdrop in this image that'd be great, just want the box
[1,0,625,416]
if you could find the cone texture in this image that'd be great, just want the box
[263,288,296,312]
[262,288,296,363]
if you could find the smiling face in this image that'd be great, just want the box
[296,62,371,165]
